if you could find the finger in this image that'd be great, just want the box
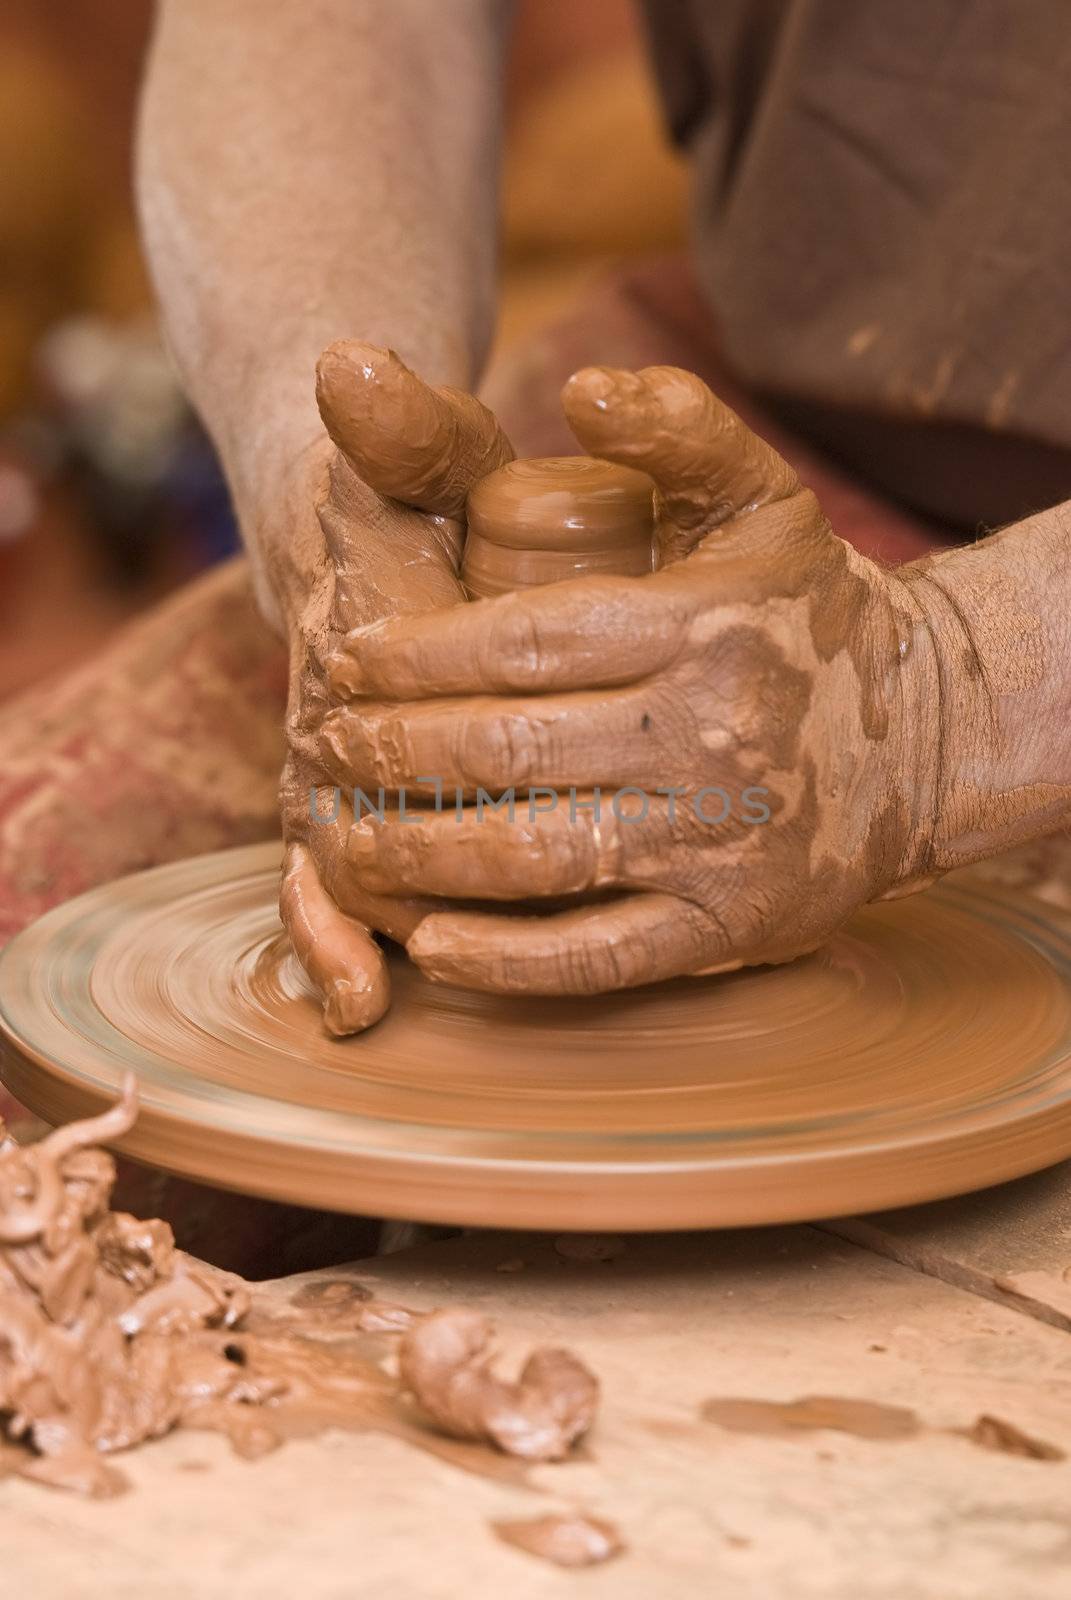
[319,680,693,794]
[406,892,718,994]
[300,788,436,942]
[318,451,468,617]
[280,843,390,1035]
[327,574,690,701]
[561,364,800,560]
[347,794,677,899]
[316,341,514,517]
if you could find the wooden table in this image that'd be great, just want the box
[8,1170,1071,1600]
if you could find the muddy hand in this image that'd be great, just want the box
[279,341,513,1031]
[322,364,943,995]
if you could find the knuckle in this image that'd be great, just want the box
[488,603,545,688]
[455,713,533,790]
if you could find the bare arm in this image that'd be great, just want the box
[137,0,519,1032]
[137,0,511,594]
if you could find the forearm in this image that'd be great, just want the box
[902,500,1071,871]
[137,0,510,524]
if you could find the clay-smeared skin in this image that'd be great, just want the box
[329,363,1071,997]
[277,341,513,1031]
[279,843,390,1037]
[326,365,934,995]
[399,1307,598,1461]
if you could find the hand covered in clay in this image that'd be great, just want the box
[274,342,513,1031]
[320,364,943,994]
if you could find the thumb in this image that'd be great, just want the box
[562,364,800,563]
[316,341,514,518]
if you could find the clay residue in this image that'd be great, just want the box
[399,1307,598,1461]
[701,1395,921,1441]
[0,1086,600,1495]
[702,1396,1066,1462]
[492,1512,624,1568]
[0,1077,255,1495]
[284,1275,419,1334]
[961,1414,1065,1462]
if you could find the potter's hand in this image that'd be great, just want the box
[277,342,513,1030]
[320,364,941,995]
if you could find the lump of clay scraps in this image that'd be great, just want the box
[0,1077,266,1494]
[965,1413,1065,1461]
[95,1212,175,1293]
[493,1512,624,1568]
[398,1306,598,1461]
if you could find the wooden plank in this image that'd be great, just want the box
[7,1223,1071,1599]
[821,1160,1071,1330]
[817,850,1071,1329]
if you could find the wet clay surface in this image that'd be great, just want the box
[492,1511,625,1568]
[702,1395,921,1441]
[462,455,654,597]
[0,1093,598,1496]
[5,845,1071,1227]
[702,1396,1065,1461]
[316,359,1071,1017]
[963,1414,1066,1462]
[399,1307,598,1461]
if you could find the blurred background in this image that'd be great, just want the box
[0,0,686,701]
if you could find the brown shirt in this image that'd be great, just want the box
[639,0,1071,527]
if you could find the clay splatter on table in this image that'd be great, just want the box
[702,1395,1066,1460]
[0,1087,600,1496]
[492,1511,625,1568]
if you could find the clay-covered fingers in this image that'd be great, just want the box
[347,794,690,900]
[561,364,800,561]
[327,573,691,701]
[316,341,514,518]
[298,790,440,944]
[406,892,722,994]
[279,843,390,1036]
[318,679,698,795]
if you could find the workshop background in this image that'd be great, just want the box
[0,0,687,701]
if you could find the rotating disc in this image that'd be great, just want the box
[3,842,1071,1228]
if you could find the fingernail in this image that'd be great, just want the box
[565,366,618,413]
[323,976,388,1035]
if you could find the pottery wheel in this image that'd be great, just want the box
[4,842,1071,1228]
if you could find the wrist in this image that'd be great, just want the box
[876,568,950,898]
[237,430,333,638]
[892,557,1010,887]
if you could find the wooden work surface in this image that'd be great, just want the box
[7,1169,1071,1600]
